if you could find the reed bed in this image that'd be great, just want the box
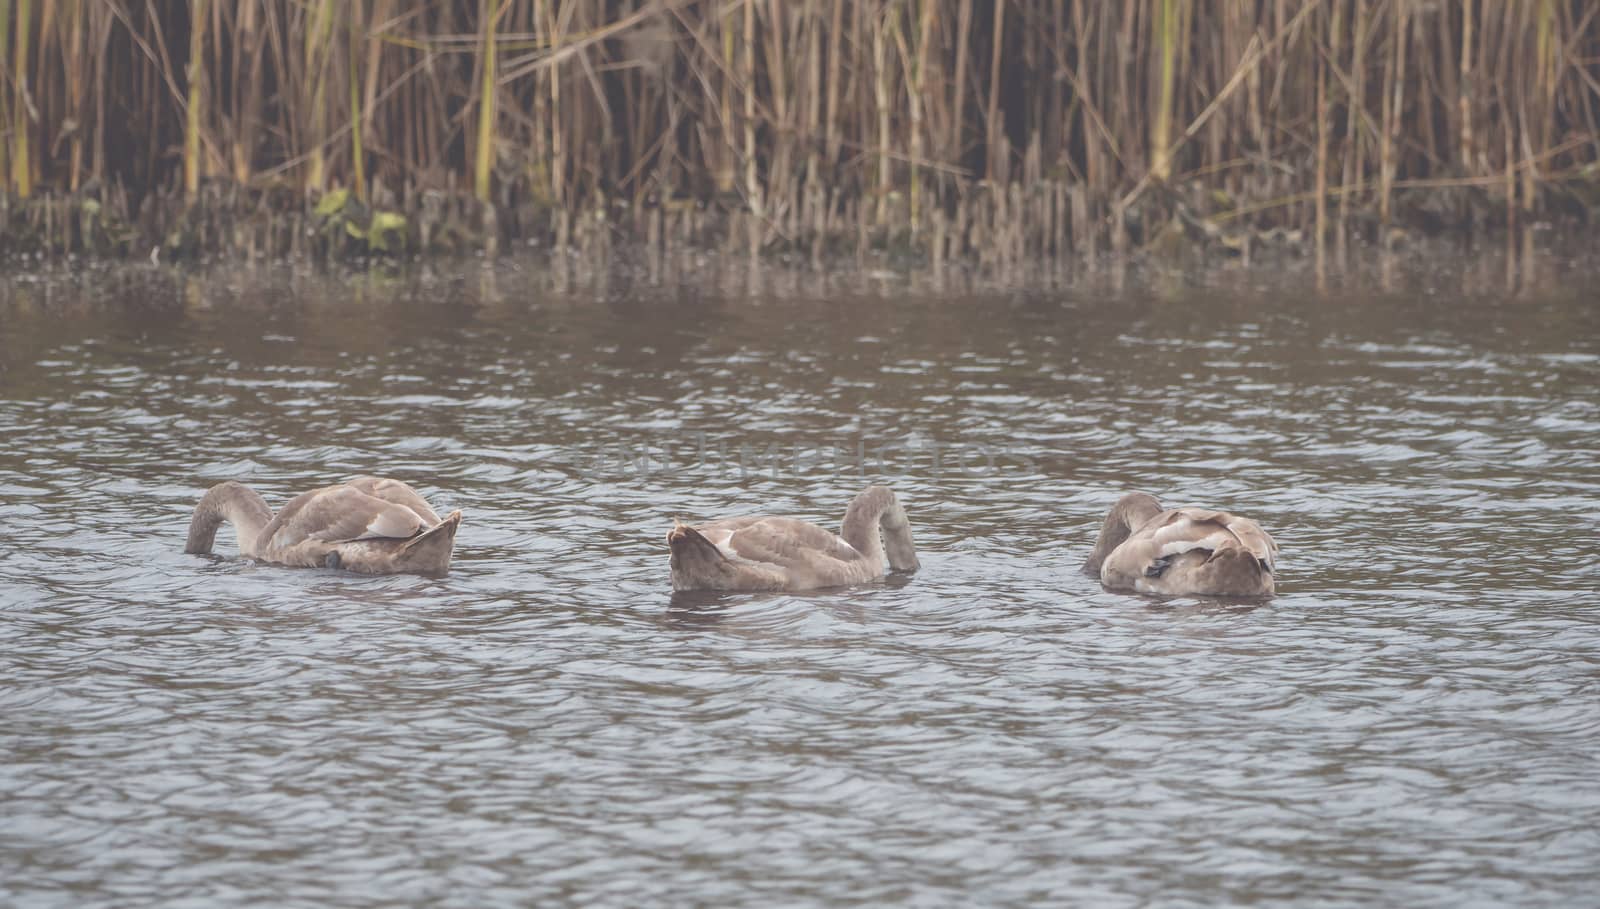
[3,0,1599,262]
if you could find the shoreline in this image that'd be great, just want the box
[2,226,1593,311]
[3,174,1596,269]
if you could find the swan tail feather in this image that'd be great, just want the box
[667,522,727,563]
[397,510,461,575]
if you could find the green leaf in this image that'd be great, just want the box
[315,188,351,218]
[367,211,407,251]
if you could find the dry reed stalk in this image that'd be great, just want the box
[714,1,735,195]
[1527,0,1556,211]
[1117,0,1320,217]
[1069,1,1095,198]
[1150,0,1180,182]
[229,1,260,184]
[950,0,971,165]
[824,0,843,163]
[1315,19,1327,274]
[303,0,336,192]
[907,0,933,233]
[803,0,822,194]
[474,0,500,203]
[348,2,367,203]
[0,0,10,191]
[1379,0,1408,223]
[9,0,32,197]
[984,0,1005,182]
[549,1,567,207]
[183,0,205,199]
[742,0,758,241]
[58,0,87,191]
[1338,0,1365,239]
[760,2,792,212]
[873,5,891,227]
[1460,0,1474,174]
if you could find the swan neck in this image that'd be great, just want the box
[185,482,273,556]
[1084,492,1162,574]
[841,486,918,572]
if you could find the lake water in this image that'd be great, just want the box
[2,251,1598,907]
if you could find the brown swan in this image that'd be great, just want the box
[184,476,461,576]
[667,485,919,592]
[1083,492,1277,597]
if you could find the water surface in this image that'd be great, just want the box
[2,253,1598,907]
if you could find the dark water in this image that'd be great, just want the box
[2,253,1598,907]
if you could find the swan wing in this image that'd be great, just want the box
[345,476,444,524]
[1151,508,1275,569]
[1099,504,1277,596]
[1143,510,1228,556]
[705,516,862,568]
[262,485,431,549]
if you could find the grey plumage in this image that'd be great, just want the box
[667,485,919,592]
[185,476,461,576]
[1084,491,1277,597]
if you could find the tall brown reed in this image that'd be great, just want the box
[3,0,1599,259]
[8,0,32,198]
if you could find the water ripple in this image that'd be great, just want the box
[1,263,1598,907]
